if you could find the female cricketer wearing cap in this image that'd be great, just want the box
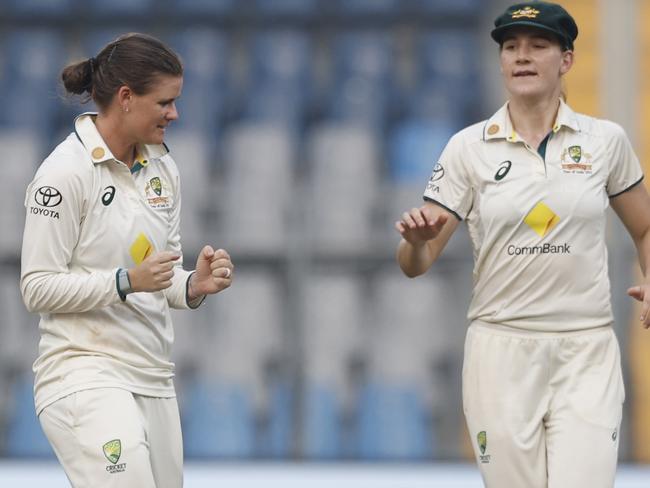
[396,2,650,487]
[20,33,233,487]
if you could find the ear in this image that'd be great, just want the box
[116,85,133,112]
[559,50,574,76]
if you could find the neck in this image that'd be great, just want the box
[94,112,137,168]
[508,94,561,147]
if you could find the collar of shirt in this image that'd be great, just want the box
[483,98,581,142]
[73,112,169,166]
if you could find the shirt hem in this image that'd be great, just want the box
[35,381,176,416]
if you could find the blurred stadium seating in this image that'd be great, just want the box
[5,0,620,467]
[0,0,486,462]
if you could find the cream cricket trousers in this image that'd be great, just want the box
[463,321,624,488]
[39,387,182,488]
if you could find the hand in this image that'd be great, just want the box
[627,284,650,329]
[395,206,448,246]
[128,251,180,292]
[189,245,233,297]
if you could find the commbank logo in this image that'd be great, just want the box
[524,201,559,237]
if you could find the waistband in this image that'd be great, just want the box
[470,319,614,339]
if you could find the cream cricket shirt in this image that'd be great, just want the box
[21,113,202,414]
[424,99,643,332]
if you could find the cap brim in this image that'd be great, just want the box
[491,21,570,49]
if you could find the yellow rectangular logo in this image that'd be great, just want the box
[524,202,560,237]
[130,232,153,265]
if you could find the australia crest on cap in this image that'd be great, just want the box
[512,7,540,19]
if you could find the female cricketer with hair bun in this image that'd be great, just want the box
[396,2,650,486]
[20,32,233,487]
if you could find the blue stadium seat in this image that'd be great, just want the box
[412,0,481,14]
[83,28,141,58]
[335,0,400,14]
[418,30,479,89]
[389,118,454,183]
[166,29,229,133]
[326,31,396,127]
[416,31,481,122]
[4,28,65,85]
[326,79,388,129]
[181,380,255,458]
[5,375,55,458]
[169,28,229,86]
[86,0,154,14]
[7,0,72,17]
[1,29,70,132]
[302,384,344,458]
[406,79,463,124]
[170,0,233,14]
[334,31,394,86]
[254,0,319,16]
[357,382,433,460]
[243,82,304,129]
[259,380,293,458]
[250,30,311,91]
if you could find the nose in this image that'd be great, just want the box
[515,45,531,63]
[166,102,179,121]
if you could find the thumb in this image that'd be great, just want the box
[201,245,215,260]
[434,213,448,228]
[628,286,644,301]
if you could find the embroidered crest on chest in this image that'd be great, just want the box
[144,176,172,209]
[561,145,593,174]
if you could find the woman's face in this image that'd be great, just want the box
[125,75,183,145]
[499,27,573,101]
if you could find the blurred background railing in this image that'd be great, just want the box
[1,0,649,469]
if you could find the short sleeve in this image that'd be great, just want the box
[606,123,644,197]
[422,132,473,220]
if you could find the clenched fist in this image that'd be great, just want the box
[128,251,180,292]
[188,245,234,299]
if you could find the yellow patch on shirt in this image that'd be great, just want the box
[130,232,153,265]
[524,202,560,237]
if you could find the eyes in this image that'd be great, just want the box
[503,39,551,51]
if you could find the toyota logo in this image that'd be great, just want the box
[35,186,63,207]
[430,163,445,182]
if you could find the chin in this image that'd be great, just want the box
[509,85,547,100]
[146,134,165,145]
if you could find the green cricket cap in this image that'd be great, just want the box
[491,1,578,51]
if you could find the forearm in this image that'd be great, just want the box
[165,267,204,309]
[634,227,650,278]
[21,269,121,314]
[397,239,437,278]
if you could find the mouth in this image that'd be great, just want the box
[513,70,538,78]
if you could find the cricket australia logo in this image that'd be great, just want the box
[150,177,162,196]
[477,431,491,464]
[144,176,172,209]
[103,439,127,474]
[561,145,593,174]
